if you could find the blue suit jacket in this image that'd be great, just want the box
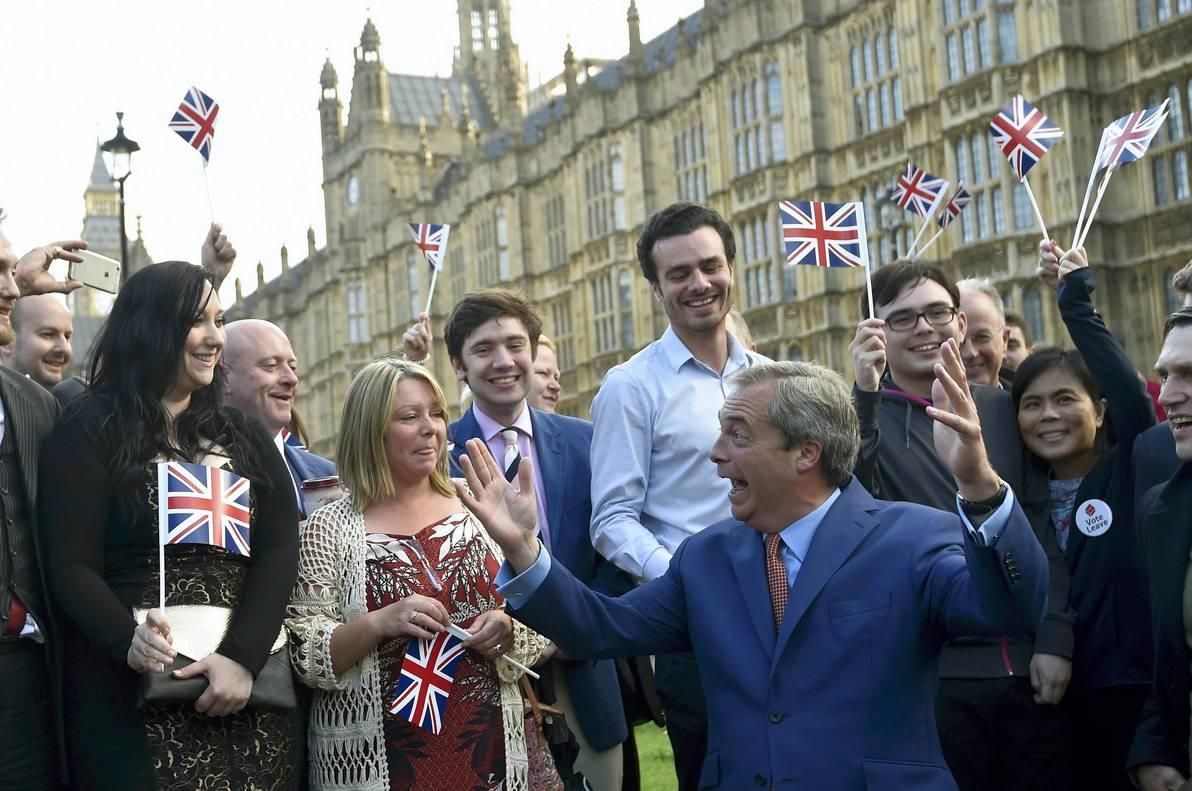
[450,406,628,750]
[503,479,1048,790]
[283,444,336,517]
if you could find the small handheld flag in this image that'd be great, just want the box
[779,199,874,318]
[1097,104,1170,172]
[935,184,973,230]
[914,184,972,259]
[390,630,467,734]
[168,87,220,163]
[156,461,251,610]
[989,96,1064,181]
[889,164,950,219]
[1073,100,1170,249]
[409,223,451,315]
[168,86,220,223]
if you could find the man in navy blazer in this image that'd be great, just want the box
[456,344,1048,791]
[222,321,335,516]
[443,291,627,789]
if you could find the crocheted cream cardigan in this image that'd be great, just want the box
[286,495,548,791]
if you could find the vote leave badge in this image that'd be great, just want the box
[1075,499,1113,537]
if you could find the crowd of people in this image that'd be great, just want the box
[1,199,1191,791]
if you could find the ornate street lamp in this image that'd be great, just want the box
[100,112,140,285]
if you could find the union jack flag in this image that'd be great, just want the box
[158,462,251,556]
[989,95,1065,181]
[278,427,306,451]
[408,223,451,272]
[889,164,950,218]
[936,184,973,229]
[779,200,870,269]
[168,86,220,163]
[1096,102,1170,171]
[390,630,467,734]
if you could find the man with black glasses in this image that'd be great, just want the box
[849,260,1073,791]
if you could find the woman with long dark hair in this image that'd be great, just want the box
[1012,243,1157,790]
[39,261,300,789]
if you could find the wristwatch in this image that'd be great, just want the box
[958,482,1009,518]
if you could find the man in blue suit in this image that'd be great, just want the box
[222,320,335,515]
[455,342,1048,791]
[443,291,628,789]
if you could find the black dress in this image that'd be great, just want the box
[38,396,299,790]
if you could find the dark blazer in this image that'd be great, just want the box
[0,366,64,781]
[502,479,1049,791]
[1128,464,1192,775]
[282,443,336,517]
[1132,422,1180,515]
[1046,267,1155,690]
[449,406,628,751]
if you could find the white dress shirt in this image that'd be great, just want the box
[589,327,768,583]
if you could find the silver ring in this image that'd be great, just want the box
[409,610,419,623]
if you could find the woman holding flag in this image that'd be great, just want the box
[286,357,549,791]
[38,262,301,789]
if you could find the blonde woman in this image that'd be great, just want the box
[287,358,547,791]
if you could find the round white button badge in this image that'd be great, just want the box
[1075,499,1113,538]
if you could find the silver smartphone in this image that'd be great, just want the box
[68,249,121,294]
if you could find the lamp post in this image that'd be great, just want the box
[100,112,140,286]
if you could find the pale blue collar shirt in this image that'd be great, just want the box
[770,488,843,583]
[590,326,768,583]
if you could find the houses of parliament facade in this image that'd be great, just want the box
[227,0,1192,457]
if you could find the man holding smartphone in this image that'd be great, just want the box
[0,211,87,790]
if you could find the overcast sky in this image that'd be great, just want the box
[1,0,699,304]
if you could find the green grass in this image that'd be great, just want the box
[633,722,678,791]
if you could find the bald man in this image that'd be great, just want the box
[1,295,73,389]
[221,320,335,516]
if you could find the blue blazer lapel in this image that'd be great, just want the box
[771,481,877,672]
[728,522,776,659]
[449,408,485,475]
[530,410,566,551]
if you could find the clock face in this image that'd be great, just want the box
[347,175,360,206]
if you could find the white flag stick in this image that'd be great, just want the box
[157,462,169,612]
[907,186,949,258]
[424,268,440,315]
[1074,167,1114,250]
[1022,177,1049,242]
[914,226,947,259]
[1072,127,1109,249]
[445,623,540,680]
[908,215,934,258]
[852,201,875,319]
[201,162,215,225]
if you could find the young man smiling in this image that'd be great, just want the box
[849,260,1072,791]
[444,290,628,790]
[589,202,767,791]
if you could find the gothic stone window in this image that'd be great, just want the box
[850,25,902,138]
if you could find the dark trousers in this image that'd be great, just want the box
[937,676,1075,791]
[654,652,707,791]
[0,641,59,791]
[1066,684,1149,791]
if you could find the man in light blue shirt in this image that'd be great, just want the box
[589,202,767,789]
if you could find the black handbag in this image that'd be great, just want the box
[133,605,295,712]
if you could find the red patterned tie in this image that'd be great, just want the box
[764,533,788,631]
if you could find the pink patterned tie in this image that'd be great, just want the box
[764,533,788,631]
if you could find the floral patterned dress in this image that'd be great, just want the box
[365,511,507,791]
